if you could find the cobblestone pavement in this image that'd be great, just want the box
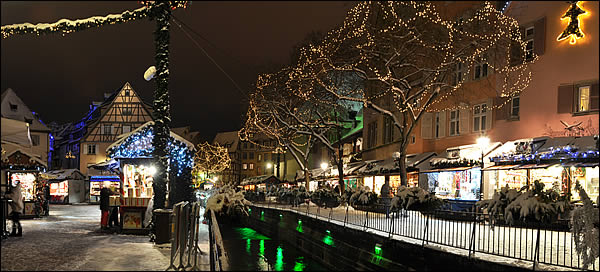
[1,204,171,271]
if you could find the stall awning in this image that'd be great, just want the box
[422,166,475,173]
[482,164,519,171]
[41,169,86,181]
[515,163,557,170]
[240,175,280,186]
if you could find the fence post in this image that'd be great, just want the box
[532,226,541,271]
[388,210,395,239]
[422,213,430,247]
[363,211,369,231]
[343,205,348,227]
[185,203,195,269]
[191,203,201,271]
[468,210,477,258]
[328,207,332,223]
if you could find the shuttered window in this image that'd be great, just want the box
[473,103,488,132]
[449,110,459,136]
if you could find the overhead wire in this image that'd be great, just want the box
[171,16,251,101]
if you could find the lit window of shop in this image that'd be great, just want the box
[473,103,487,132]
[243,163,248,170]
[374,176,385,195]
[576,85,590,112]
[122,164,154,198]
[407,172,419,187]
[428,168,480,200]
[249,163,254,170]
[363,176,374,192]
[530,165,566,194]
[491,169,528,191]
[570,166,599,203]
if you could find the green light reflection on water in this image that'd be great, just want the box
[234,227,271,240]
[260,211,265,221]
[246,239,251,254]
[294,256,306,271]
[260,239,265,256]
[275,245,284,270]
[296,220,303,233]
[322,234,334,247]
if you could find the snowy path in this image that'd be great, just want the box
[256,202,598,271]
[1,204,171,271]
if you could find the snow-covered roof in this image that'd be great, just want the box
[430,142,502,165]
[240,175,280,186]
[1,88,50,132]
[107,121,195,152]
[358,152,437,175]
[2,145,47,167]
[213,131,240,153]
[41,169,85,181]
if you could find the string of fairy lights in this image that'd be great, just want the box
[193,142,231,177]
[243,0,537,150]
[106,123,195,177]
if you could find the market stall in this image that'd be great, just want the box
[43,169,86,204]
[240,175,280,191]
[106,121,195,234]
[89,175,121,204]
[7,171,39,217]
[424,142,501,207]
[487,135,599,203]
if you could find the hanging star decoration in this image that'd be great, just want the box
[557,1,587,45]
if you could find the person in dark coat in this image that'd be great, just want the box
[107,186,119,229]
[43,184,50,216]
[100,184,111,230]
[6,180,24,237]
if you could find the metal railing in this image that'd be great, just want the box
[166,201,203,271]
[208,209,229,271]
[254,199,599,271]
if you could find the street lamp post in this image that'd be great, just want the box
[476,136,490,200]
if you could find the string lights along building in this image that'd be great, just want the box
[51,82,154,176]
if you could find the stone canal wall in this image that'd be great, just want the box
[240,206,529,271]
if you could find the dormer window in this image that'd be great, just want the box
[9,103,18,112]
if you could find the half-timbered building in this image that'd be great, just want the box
[52,82,154,176]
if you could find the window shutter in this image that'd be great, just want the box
[439,111,447,138]
[557,84,574,113]
[459,107,470,135]
[421,112,433,140]
[83,144,87,155]
[485,98,493,130]
[591,82,599,110]
[534,17,546,56]
[510,27,525,65]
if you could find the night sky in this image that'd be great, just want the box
[1,1,353,142]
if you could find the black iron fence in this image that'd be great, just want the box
[255,199,598,271]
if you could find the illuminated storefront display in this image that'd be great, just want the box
[428,168,481,201]
[530,165,566,193]
[9,172,36,201]
[570,166,599,203]
[123,164,154,198]
[89,176,121,203]
[490,169,528,191]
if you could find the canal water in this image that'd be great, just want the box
[219,225,327,271]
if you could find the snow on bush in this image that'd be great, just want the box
[478,180,570,225]
[570,182,599,269]
[310,187,340,208]
[349,186,378,207]
[204,185,251,218]
[391,186,445,212]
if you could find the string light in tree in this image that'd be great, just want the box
[192,142,231,186]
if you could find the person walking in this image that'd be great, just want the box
[43,183,50,216]
[6,180,24,237]
[107,186,119,231]
[100,183,111,230]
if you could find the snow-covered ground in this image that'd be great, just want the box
[255,202,598,271]
[1,204,210,271]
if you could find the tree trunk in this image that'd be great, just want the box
[337,143,345,195]
[304,169,310,191]
[399,150,408,187]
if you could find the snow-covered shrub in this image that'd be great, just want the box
[496,180,570,225]
[570,182,599,269]
[292,186,311,204]
[349,186,378,207]
[477,185,523,225]
[205,185,252,218]
[275,187,295,204]
[310,187,341,208]
[391,186,445,212]
[341,186,357,206]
